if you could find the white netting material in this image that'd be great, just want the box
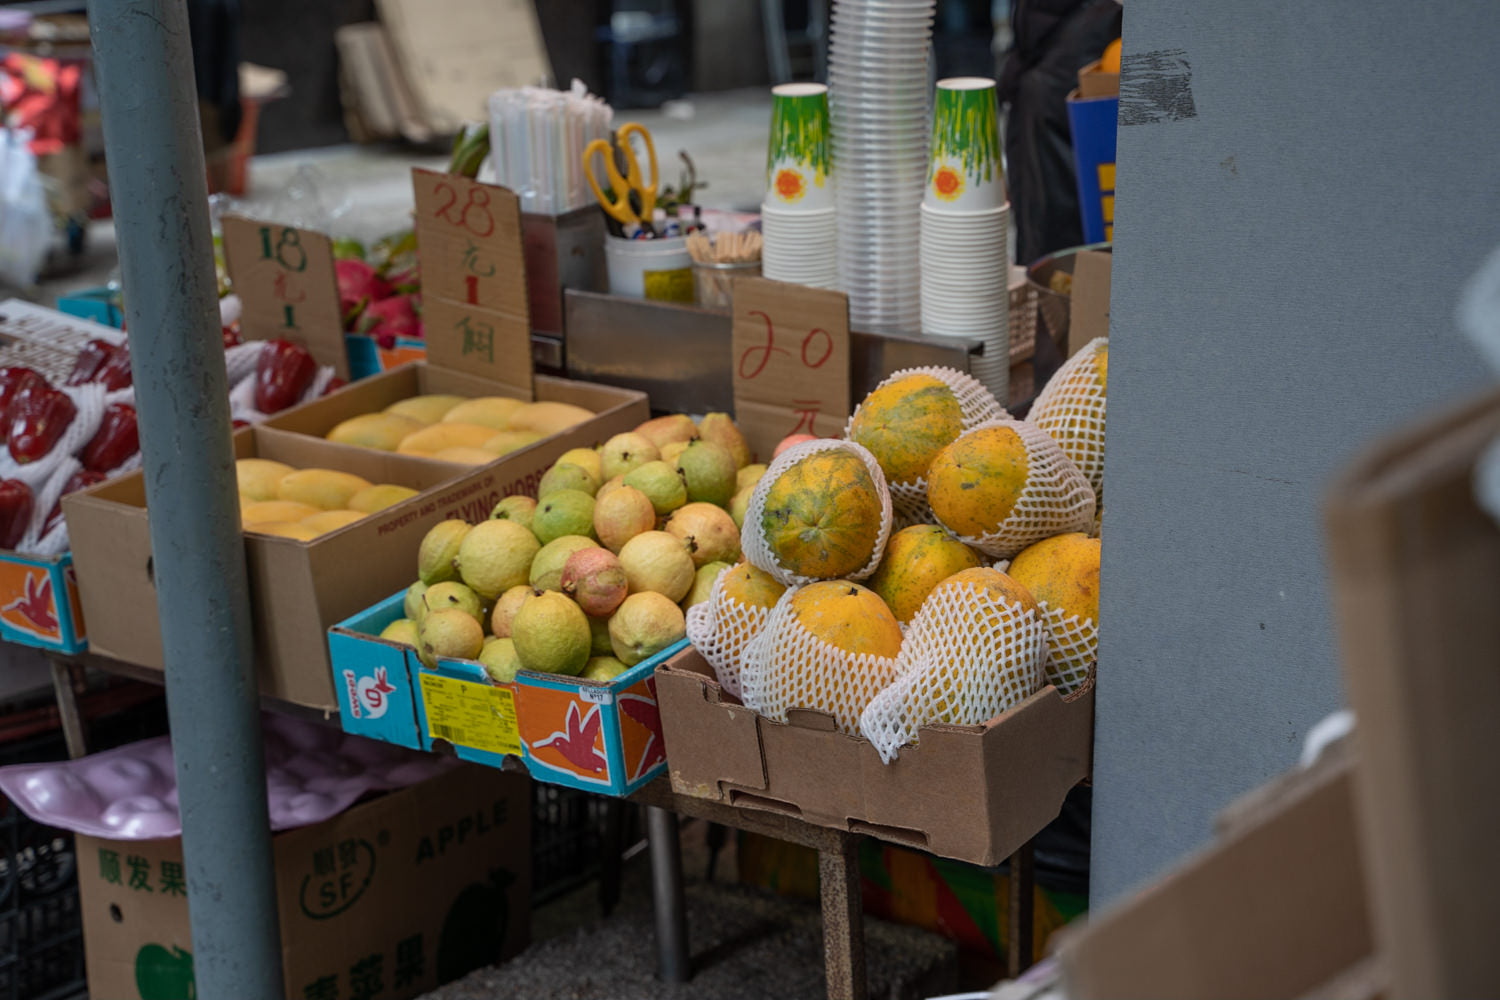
[844,366,1009,530]
[683,565,774,699]
[1039,600,1097,695]
[739,585,904,736]
[1028,337,1107,501]
[929,419,1096,559]
[742,438,893,587]
[858,575,1047,763]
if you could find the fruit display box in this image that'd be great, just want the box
[329,592,686,797]
[0,549,86,653]
[655,647,1095,867]
[345,332,428,380]
[80,764,531,1000]
[64,426,507,711]
[259,361,648,482]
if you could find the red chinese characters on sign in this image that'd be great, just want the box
[731,278,850,459]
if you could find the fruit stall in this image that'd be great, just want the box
[4,2,1491,1000]
[0,4,1103,995]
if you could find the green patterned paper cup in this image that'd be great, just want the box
[926,77,1004,213]
[766,83,834,212]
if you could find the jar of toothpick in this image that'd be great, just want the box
[688,230,763,310]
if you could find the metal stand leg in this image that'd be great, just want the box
[646,804,690,982]
[599,798,624,917]
[46,657,87,759]
[818,835,867,1000]
[1008,839,1036,979]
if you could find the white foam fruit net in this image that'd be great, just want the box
[931,419,1096,560]
[859,577,1047,763]
[844,366,1009,530]
[1028,337,1107,501]
[742,438,894,587]
[685,568,774,700]
[739,586,903,736]
[1039,600,1097,695]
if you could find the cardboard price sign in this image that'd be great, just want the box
[731,277,851,462]
[412,167,533,398]
[221,215,350,378]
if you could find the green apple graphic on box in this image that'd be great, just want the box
[135,943,195,1000]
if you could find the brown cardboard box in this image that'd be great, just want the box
[260,363,646,479]
[1067,249,1111,357]
[63,398,637,712]
[1325,388,1500,998]
[1059,743,1373,1000]
[79,765,529,1000]
[1076,59,1119,100]
[654,647,1094,866]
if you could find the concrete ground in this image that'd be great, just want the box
[422,817,963,1000]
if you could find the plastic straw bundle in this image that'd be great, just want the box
[487,79,613,215]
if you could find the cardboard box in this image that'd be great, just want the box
[1059,743,1372,999]
[1325,388,1500,998]
[655,648,1094,866]
[261,362,647,481]
[345,332,429,380]
[65,426,494,711]
[79,765,530,1000]
[1076,59,1119,100]
[328,592,685,797]
[1067,249,1112,356]
[0,550,87,653]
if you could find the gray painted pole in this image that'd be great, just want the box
[87,2,284,996]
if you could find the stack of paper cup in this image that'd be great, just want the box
[761,83,838,289]
[828,0,935,331]
[920,77,1010,403]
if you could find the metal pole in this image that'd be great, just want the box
[645,805,691,981]
[87,3,284,996]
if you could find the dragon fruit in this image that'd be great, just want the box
[336,259,392,325]
[358,294,422,349]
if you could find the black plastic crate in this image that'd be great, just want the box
[0,731,84,1000]
[531,783,609,904]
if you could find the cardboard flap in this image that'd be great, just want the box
[1068,249,1111,356]
[222,214,350,379]
[413,169,533,399]
[655,654,766,798]
[731,277,851,460]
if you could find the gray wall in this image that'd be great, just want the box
[1094,0,1498,905]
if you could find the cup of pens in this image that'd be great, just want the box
[688,231,763,310]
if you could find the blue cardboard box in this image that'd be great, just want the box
[330,591,688,796]
[1066,90,1118,245]
[0,550,87,654]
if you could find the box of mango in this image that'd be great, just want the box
[658,350,1109,864]
[327,410,763,795]
[62,421,598,713]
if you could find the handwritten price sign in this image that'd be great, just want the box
[221,215,349,378]
[412,168,533,397]
[731,277,851,461]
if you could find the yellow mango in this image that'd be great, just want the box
[248,521,321,541]
[385,394,468,424]
[276,469,374,510]
[483,430,543,455]
[236,459,295,502]
[347,484,419,513]
[299,509,367,534]
[327,412,426,451]
[430,447,500,466]
[242,500,321,525]
[398,423,499,455]
[442,396,526,430]
[508,401,594,436]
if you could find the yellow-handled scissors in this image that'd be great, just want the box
[583,122,659,228]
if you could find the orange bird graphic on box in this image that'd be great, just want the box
[532,702,607,774]
[2,572,57,634]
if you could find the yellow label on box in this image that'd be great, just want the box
[419,673,521,756]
